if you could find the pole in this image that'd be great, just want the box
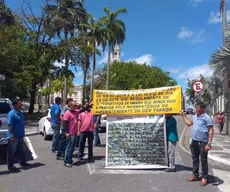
[0,82,2,98]
[221,0,229,134]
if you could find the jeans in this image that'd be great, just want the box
[94,124,101,146]
[64,134,77,164]
[51,123,60,152]
[168,141,176,169]
[78,131,93,160]
[7,137,26,169]
[217,122,224,134]
[76,135,80,148]
[57,129,66,157]
[190,140,208,179]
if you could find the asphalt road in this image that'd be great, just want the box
[0,116,225,192]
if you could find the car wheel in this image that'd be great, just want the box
[43,127,49,140]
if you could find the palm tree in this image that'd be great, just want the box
[80,14,110,98]
[102,6,127,89]
[45,0,86,104]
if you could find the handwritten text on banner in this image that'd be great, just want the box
[92,86,182,115]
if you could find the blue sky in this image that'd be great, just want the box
[6,0,226,91]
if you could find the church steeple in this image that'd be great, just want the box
[113,44,121,62]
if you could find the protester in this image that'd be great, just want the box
[216,111,224,135]
[181,102,214,186]
[63,101,79,167]
[50,97,62,153]
[56,98,73,160]
[7,97,30,171]
[164,114,178,172]
[93,115,101,147]
[78,101,94,163]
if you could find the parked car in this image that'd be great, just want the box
[186,108,194,115]
[37,109,53,140]
[0,98,13,145]
[100,114,107,132]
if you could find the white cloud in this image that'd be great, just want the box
[208,10,230,24]
[127,54,155,66]
[177,27,207,44]
[189,0,204,7]
[191,29,206,44]
[177,27,193,40]
[98,52,112,65]
[178,64,213,79]
[168,67,183,74]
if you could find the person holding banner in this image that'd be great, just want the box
[181,102,214,186]
[164,114,178,172]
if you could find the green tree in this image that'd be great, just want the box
[80,14,109,98]
[45,0,87,104]
[101,6,127,89]
[94,61,177,90]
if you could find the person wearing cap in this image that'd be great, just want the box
[7,97,30,171]
[50,97,62,153]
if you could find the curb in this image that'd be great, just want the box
[25,132,39,136]
[179,125,230,170]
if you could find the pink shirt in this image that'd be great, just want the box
[64,110,79,134]
[78,110,94,132]
[216,114,224,123]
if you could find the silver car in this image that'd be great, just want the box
[0,98,13,145]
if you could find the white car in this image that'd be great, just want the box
[37,109,53,140]
[100,114,107,132]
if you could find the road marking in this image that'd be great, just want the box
[25,137,37,159]
[212,169,230,192]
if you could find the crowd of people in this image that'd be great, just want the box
[6,97,216,186]
[50,97,101,167]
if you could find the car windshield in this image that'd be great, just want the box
[0,102,11,114]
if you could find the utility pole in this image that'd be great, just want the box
[220,0,229,134]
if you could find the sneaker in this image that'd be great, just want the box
[64,163,72,168]
[56,156,64,160]
[164,168,175,172]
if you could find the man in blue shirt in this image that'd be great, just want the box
[50,97,61,153]
[181,102,214,186]
[7,97,30,171]
[164,114,178,172]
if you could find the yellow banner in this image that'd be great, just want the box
[92,86,182,115]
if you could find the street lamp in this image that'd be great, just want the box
[0,74,6,98]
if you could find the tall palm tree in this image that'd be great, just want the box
[102,6,127,89]
[80,14,109,98]
[45,0,86,104]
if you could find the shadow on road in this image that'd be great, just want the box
[176,164,193,172]
[0,141,35,166]
[0,163,45,176]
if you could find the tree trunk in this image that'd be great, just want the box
[28,82,37,114]
[90,45,96,100]
[63,55,68,106]
[106,47,111,89]
[82,66,87,104]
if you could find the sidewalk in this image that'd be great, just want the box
[208,127,230,167]
[180,124,230,168]
[25,121,39,136]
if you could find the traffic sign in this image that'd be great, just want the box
[192,80,204,93]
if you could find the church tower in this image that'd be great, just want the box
[113,44,121,62]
